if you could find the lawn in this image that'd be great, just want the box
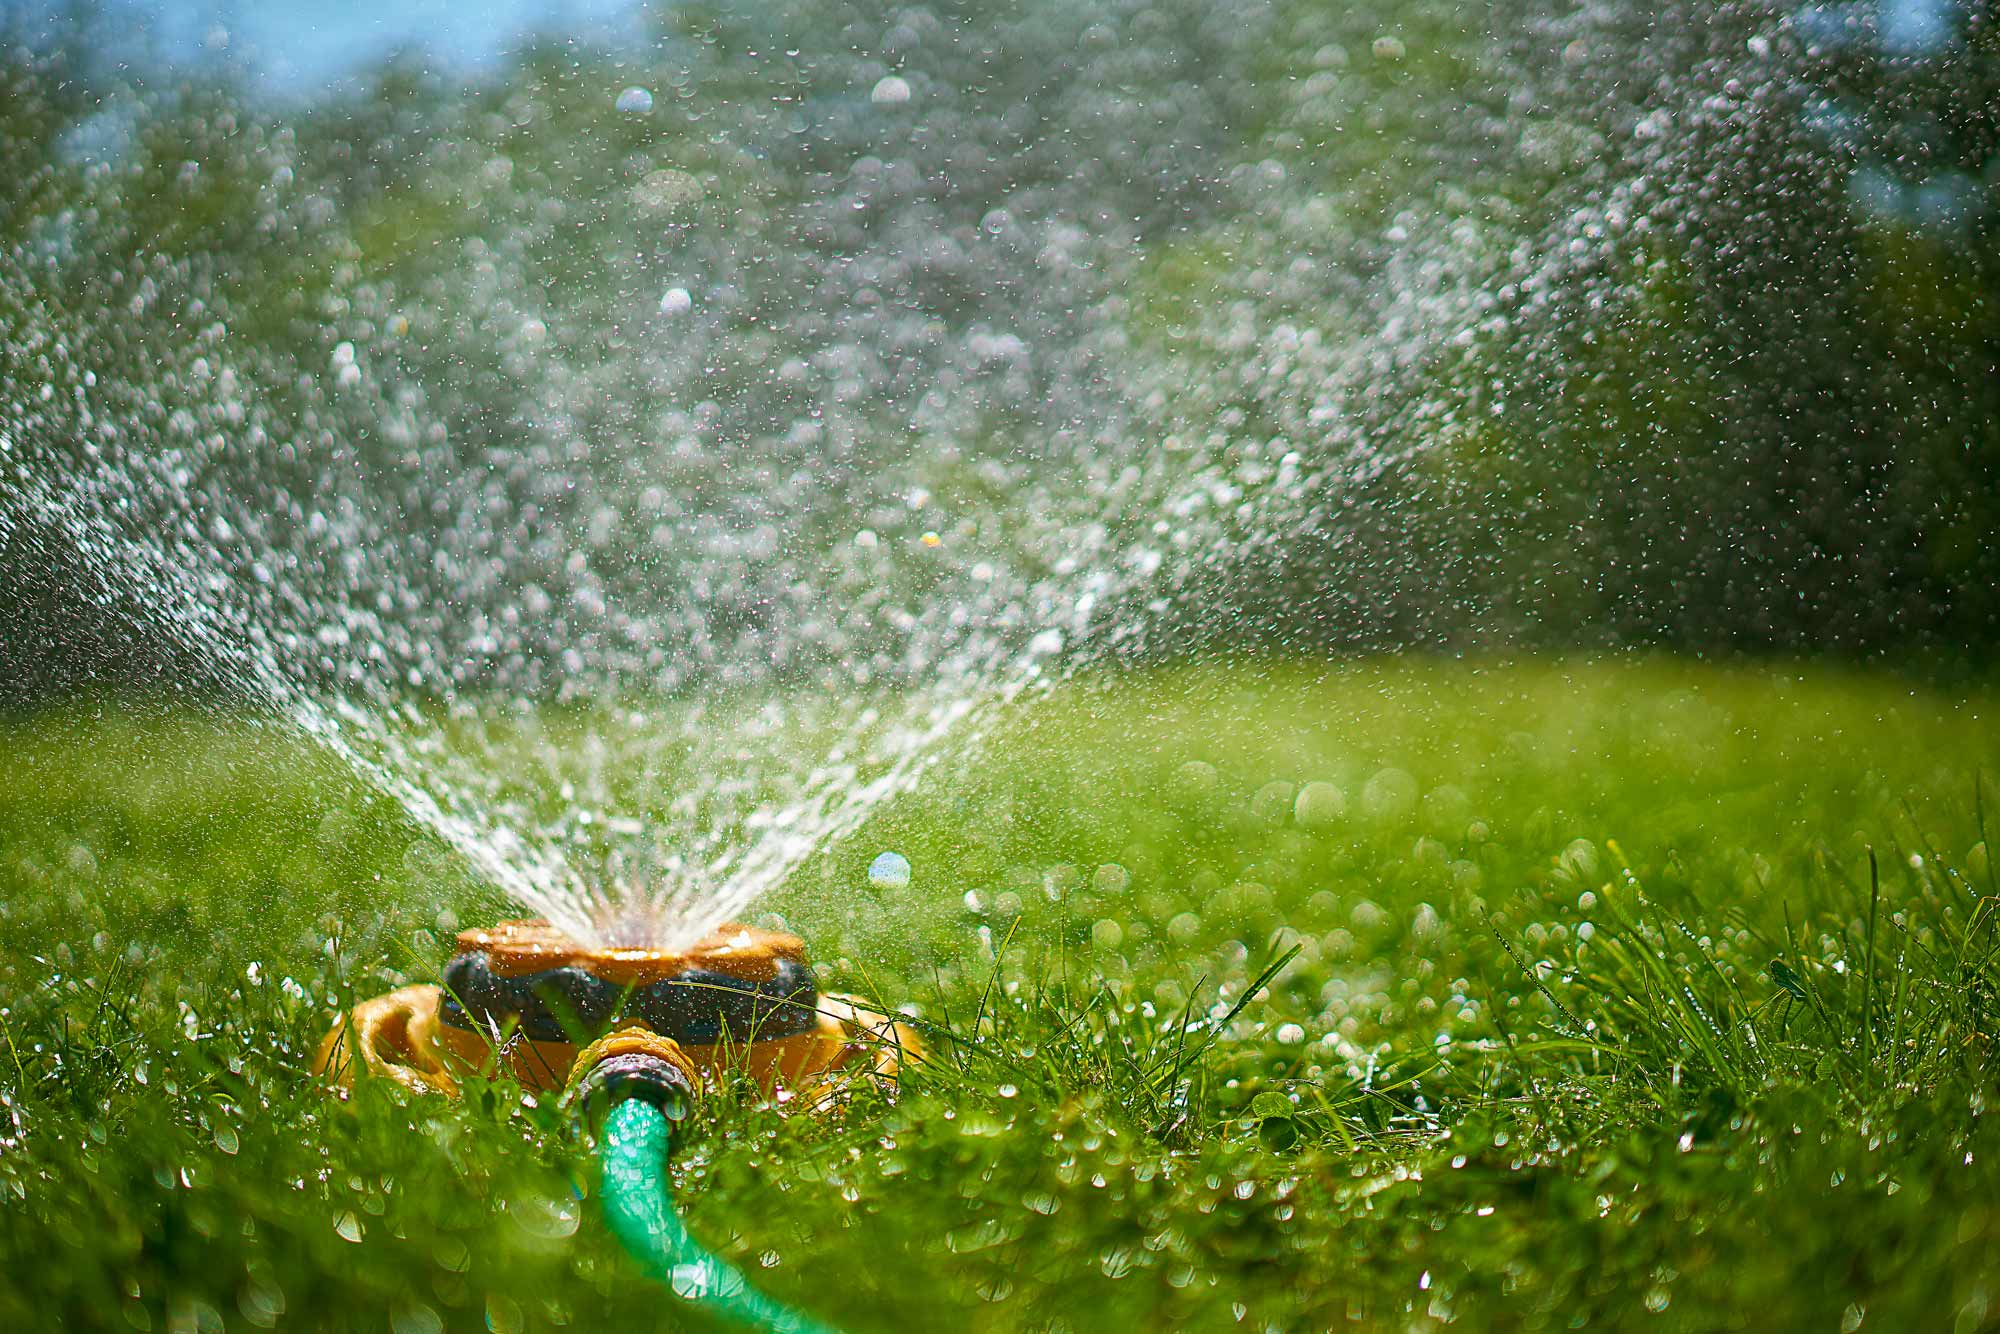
[2,657,1997,1332]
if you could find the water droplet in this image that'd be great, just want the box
[391,1301,443,1334]
[1361,768,1418,822]
[1173,760,1220,800]
[1294,780,1345,828]
[870,76,912,105]
[615,87,654,114]
[659,287,693,317]
[1250,1091,1293,1118]
[868,851,912,888]
[484,1294,524,1334]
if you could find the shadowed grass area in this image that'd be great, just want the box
[2,658,1997,1331]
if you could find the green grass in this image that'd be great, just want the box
[3,658,1999,1332]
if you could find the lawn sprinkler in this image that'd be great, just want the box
[315,919,919,1334]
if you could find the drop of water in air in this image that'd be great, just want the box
[868,852,913,890]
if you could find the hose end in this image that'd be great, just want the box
[563,1026,700,1134]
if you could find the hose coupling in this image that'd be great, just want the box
[564,1026,702,1135]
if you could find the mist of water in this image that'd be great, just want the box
[0,0,1817,946]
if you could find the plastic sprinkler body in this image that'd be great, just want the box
[314,919,918,1105]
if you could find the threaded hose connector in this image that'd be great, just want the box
[563,1026,700,1134]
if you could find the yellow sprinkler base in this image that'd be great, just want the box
[313,919,918,1107]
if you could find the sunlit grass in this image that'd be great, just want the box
[2,657,1997,1330]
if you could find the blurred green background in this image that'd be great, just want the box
[3,0,1997,698]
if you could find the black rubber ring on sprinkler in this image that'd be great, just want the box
[438,949,821,1045]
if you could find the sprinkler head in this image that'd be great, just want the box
[441,918,820,1048]
[314,918,920,1103]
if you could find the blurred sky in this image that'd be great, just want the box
[18,0,646,94]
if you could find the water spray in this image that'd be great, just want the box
[316,919,918,1332]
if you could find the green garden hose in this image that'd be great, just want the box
[598,1097,838,1334]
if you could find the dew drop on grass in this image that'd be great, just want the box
[614,86,654,114]
[333,1210,363,1243]
[870,75,912,105]
[1250,1091,1293,1119]
[868,851,912,889]
[1562,838,1601,879]
[213,1124,238,1155]
[511,1196,579,1240]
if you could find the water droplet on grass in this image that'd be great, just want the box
[332,1210,362,1243]
[1250,1091,1293,1118]
[615,87,654,114]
